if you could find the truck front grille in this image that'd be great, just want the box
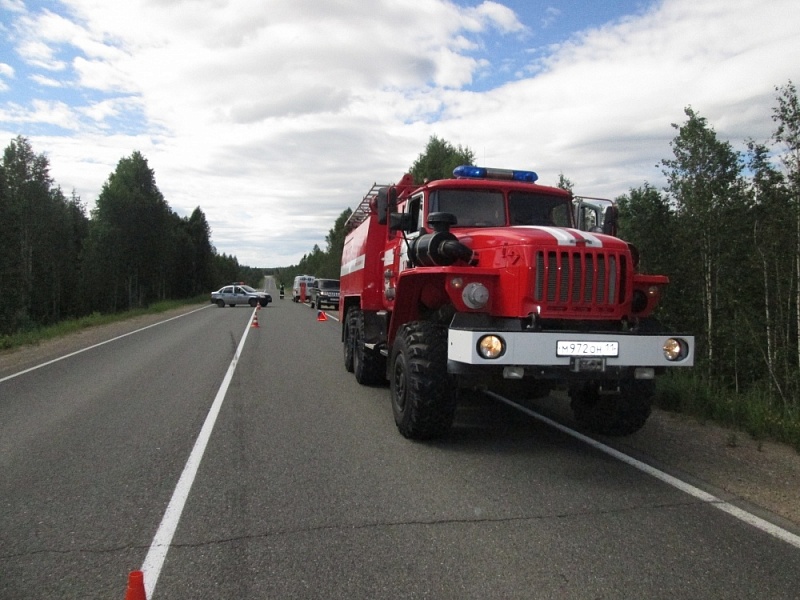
[534,250,626,311]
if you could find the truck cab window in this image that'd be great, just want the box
[432,190,505,227]
[509,192,571,227]
[408,194,422,231]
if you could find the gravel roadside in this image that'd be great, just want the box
[2,303,798,531]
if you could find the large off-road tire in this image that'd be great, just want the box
[343,308,356,373]
[570,378,654,436]
[353,311,385,385]
[390,321,457,440]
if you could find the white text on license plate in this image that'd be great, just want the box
[557,341,619,357]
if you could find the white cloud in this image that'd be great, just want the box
[0,63,13,92]
[428,0,800,194]
[29,73,61,87]
[0,99,81,130]
[541,7,560,29]
[77,97,140,126]
[1,0,799,267]
[16,39,68,71]
[0,0,24,13]
[465,1,526,34]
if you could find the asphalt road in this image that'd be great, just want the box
[1,295,800,599]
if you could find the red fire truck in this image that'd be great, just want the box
[339,165,694,440]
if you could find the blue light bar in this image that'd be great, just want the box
[453,165,486,178]
[453,165,538,183]
[510,169,539,182]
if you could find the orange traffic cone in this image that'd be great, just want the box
[317,310,327,322]
[251,313,260,328]
[124,571,146,600]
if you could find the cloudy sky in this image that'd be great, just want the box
[1,0,798,267]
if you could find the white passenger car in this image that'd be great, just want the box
[211,283,272,308]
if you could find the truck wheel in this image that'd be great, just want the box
[569,378,654,436]
[216,299,225,308]
[353,311,385,385]
[390,321,457,440]
[343,308,356,373]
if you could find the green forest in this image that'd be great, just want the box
[2,82,799,448]
[0,141,264,338]
[617,83,800,448]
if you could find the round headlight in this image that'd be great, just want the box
[463,282,489,309]
[663,338,687,361]
[478,335,505,359]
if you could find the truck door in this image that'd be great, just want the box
[397,192,423,273]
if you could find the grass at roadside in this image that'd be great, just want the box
[0,297,206,352]
[655,372,800,452]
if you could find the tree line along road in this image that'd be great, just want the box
[1,298,799,599]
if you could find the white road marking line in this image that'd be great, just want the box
[488,391,800,549]
[140,308,255,598]
[0,305,211,384]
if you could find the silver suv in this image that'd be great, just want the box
[211,283,272,308]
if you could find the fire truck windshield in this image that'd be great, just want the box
[428,189,573,228]
[508,191,571,227]
[432,189,505,227]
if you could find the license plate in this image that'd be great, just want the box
[557,341,619,357]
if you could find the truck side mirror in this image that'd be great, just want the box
[376,188,389,225]
[603,205,618,236]
[389,212,415,233]
[375,186,399,225]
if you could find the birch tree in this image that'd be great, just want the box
[772,81,800,377]
[661,108,744,378]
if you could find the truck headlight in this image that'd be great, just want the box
[478,335,505,359]
[463,282,489,309]
[663,338,689,361]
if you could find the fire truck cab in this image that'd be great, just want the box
[340,166,694,440]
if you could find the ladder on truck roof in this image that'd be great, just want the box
[345,182,391,231]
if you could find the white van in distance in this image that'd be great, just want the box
[292,275,315,303]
